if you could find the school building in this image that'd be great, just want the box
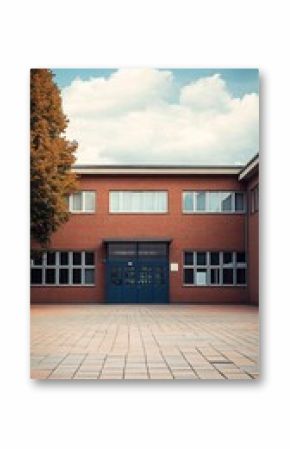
[30,153,259,305]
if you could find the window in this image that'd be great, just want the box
[182,191,246,213]
[30,251,95,286]
[196,269,207,285]
[221,192,232,211]
[138,243,168,259]
[107,242,168,260]
[196,252,206,265]
[196,192,206,211]
[184,251,194,265]
[222,268,233,285]
[108,243,137,259]
[208,192,221,212]
[184,268,194,285]
[251,185,259,213]
[69,191,95,213]
[210,252,220,265]
[235,192,245,211]
[223,252,233,265]
[109,191,168,213]
[183,250,247,286]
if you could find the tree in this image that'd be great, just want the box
[31,69,78,246]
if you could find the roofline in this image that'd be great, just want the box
[72,164,243,176]
[238,153,259,181]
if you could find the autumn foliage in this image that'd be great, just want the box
[30,69,78,245]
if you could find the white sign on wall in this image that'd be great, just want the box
[170,263,179,272]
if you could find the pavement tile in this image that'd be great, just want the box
[30,369,52,379]
[195,369,225,380]
[31,305,259,381]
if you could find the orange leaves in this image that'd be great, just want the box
[30,69,78,246]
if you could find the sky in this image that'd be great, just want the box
[52,68,259,165]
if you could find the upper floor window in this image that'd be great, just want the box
[109,191,168,213]
[69,191,95,213]
[183,191,246,213]
[251,185,259,213]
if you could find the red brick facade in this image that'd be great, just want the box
[246,173,259,305]
[31,159,259,305]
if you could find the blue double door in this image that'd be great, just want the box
[105,242,169,304]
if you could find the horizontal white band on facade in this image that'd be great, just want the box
[72,166,243,176]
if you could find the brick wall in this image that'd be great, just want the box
[31,174,248,304]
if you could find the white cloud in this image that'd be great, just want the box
[62,69,259,165]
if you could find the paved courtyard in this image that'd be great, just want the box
[31,304,259,380]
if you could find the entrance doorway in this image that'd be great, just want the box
[105,241,169,303]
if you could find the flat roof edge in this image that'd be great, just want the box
[239,153,259,180]
[72,166,242,175]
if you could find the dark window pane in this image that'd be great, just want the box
[223,269,233,284]
[46,252,56,265]
[84,269,94,284]
[184,268,194,284]
[138,243,167,259]
[221,192,232,211]
[196,192,206,211]
[59,268,69,284]
[108,243,137,259]
[111,267,122,285]
[31,268,42,284]
[155,266,165,285]
[85,252,95,265]
[73,252,82,265]
[237,268,246,284]
[31,252,43,266]
[196,252,206,265]
[184,252,194,265]
[73,268,82,284]
[210,252,220,265]
[235,192,244,211]
[223,252,233,265]
[183,192,194,211]
[60,252,69,265]
[124,267,136,285]
[237,252,246,263]
[210,268,220,284]
[45,269,55,284]
[255,187,259,211]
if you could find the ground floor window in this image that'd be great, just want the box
[31,250,95,286]
[183,251,247,286]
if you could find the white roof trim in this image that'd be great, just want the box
[72,166,242,176]
[239,156,259,181]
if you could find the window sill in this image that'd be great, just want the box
[31,284,96,288]
[69,211,95,214]
[182,211,246,215]
[182,284,247,288]
[109,212,168,215]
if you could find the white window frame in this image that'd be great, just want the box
[182,250,247,287]
[69,191,96,213]
[31,250,96,286]
[182,191,246,214]
[109,190,168,214]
